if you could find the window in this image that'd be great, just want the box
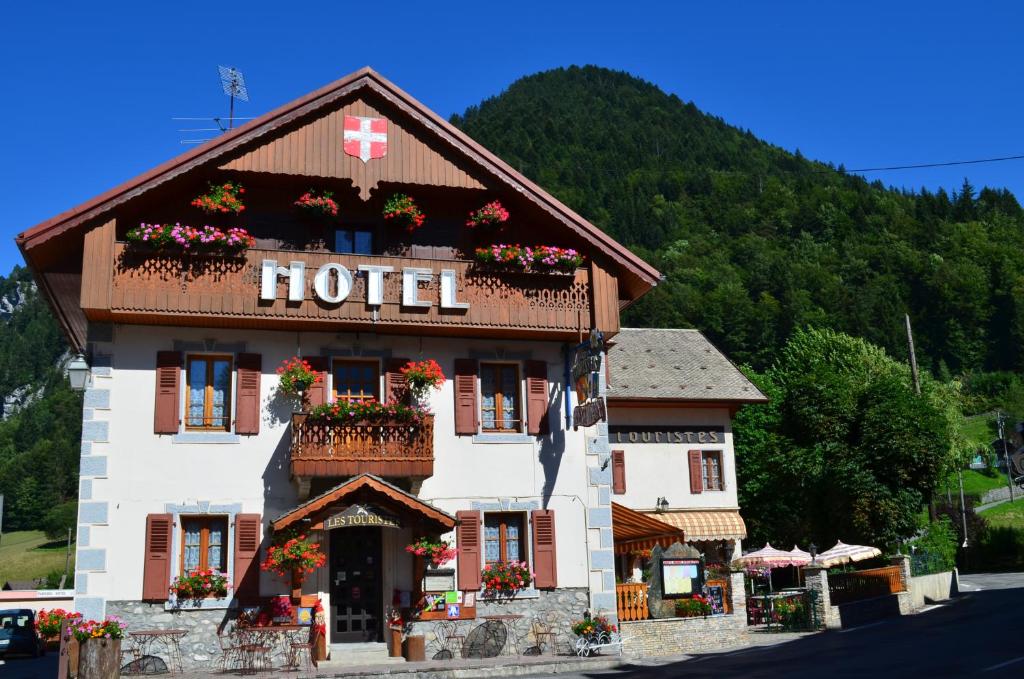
[332,360,380,402]
[484,513,526,564]
[334,228,373,255]
[702,451,724,491]
[186,355,232,430]
[180,516,228,573]
[480,363,521,432]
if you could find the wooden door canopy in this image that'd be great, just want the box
[271,473,455,533]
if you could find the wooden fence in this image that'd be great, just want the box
[828,565,905,605]
[616,582,649,621]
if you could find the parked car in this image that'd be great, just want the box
[0,609,45,658]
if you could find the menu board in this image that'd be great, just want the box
[661,558,703,598]
[707,585,725,615]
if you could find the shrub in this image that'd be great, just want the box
[42,501,78,541]
[910,517,958,575]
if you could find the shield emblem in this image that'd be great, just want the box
[343,115,388,163]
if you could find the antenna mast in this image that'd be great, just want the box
[218,66,249,130]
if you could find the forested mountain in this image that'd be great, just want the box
[453,66,1024,376]
[0,266,81,531]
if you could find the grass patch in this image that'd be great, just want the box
[0,530,75,587]
[954,469,1009,501]
[977,499,1024,529]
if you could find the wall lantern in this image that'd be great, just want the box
[655,497,669,513]
[67,354,91,392]
[809,542,818,564]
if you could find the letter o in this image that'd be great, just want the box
[314,263,353,303]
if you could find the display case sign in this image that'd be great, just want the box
[423,568,456,593]
[570,330,607,429]
[323,504,401,530]
[661,558,704,598]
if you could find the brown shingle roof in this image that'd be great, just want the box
[607,328,767,403]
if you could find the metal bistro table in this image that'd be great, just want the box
[481,614,524,656]
[749,592,804,631]
[127,629,188,674]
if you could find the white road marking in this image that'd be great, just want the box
[983,656,1024,672]
[839,621,887,633]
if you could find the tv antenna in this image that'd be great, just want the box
[218,66,249,130]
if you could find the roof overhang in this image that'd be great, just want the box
[272,474,455,533]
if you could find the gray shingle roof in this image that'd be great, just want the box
[606,328,767,403]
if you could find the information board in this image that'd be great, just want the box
[661,558,703,598]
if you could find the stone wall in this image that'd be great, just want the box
[620,613,746,658]
[108,601,236,668]
[909,569,958,609]
[407,588,589,656]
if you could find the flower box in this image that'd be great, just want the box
[125,223,255,255]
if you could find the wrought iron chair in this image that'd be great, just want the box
[288,624,321,677]
[530,618,557,655]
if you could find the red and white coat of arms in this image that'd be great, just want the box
[343,115,388,163]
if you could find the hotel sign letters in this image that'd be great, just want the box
[323,504,402,530]
[609,425,725,444]
[260,259,470,310]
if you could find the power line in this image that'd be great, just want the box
[840,154,1024,173]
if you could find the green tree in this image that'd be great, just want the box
[41,500,78,541]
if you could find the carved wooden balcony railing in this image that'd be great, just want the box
[615,582,649,621]
[290,412,434,479]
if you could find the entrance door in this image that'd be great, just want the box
[329,527,383,642]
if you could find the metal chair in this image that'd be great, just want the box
[215,627,244,673]
[288,625,321,677]
[436,620,467,658]
[530,618,557,655]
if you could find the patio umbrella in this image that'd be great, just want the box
[735,543,805,591]
[815,540,882,568]
[787,546,813,564]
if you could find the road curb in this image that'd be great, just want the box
[315,657,625,678]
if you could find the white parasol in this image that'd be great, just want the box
[735,543,806,567]
[815,540,882,568]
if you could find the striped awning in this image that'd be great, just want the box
[612,503,686,555]
[648,509,747,541]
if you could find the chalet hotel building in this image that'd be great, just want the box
[17,68,762,664]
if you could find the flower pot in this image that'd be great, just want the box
[78,637,121,679]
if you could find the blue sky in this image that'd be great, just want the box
[2,1,1022,274]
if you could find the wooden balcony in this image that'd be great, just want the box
[289,412,434,480]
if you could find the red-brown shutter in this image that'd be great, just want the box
[235,353,262,435]
[384,358,410,403]
[142,513,173,601]
[154,351,182,434]
[456,510,481,591]
[688,449,704,494]
[306,357,329,407]
[531,509,558,589]
[233,513,262,599]
[525,360,550,435]
[611,450,626,495]
[453,359,478,435]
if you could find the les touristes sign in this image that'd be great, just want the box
[323,504,402,530]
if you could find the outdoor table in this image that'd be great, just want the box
[237,625,307,667]
[481,614,524,655]
[749,592,804,631]
[127,629,188,674]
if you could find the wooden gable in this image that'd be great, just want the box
[219,94,486,199]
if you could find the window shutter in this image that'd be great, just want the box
[611,449,626,494]
[456,510,481,591]
[235,353,262,435]
[154,351,182,434]
[525,360,550,435]
[385,358,409,403]
[531,509,558,589]
[688,449,703,494]
[233,513,262,599]
[142,513,173,601]
[453,359,478,435]
[306,357,329,407]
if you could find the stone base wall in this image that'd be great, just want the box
[407,588,588,656]
[909,570,958,609]
[108,601,234,668]
[620,613,746,658]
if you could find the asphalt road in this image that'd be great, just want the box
[526,572,1024,679]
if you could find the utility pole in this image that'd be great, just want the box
[61,527,72,590]
[997,412,1015,503]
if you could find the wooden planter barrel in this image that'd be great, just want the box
[78,638,121,679]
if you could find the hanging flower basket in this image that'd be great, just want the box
[383,193,426,233]
[473,244,583,274]
[125,223,255,255]
[405,538,458,567]
[192,181,245,214]
[398,359,445,405]
[295,189,340,218]
[277,357,321,398]
[481,561,533,596]
[466,200,510,228]
[260,531,326,577]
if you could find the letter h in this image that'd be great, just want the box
[261,260,306,302]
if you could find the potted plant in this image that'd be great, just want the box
[398,359,445,407]
[277,356,322,402]
[571,614,616,644]
[466,200,510,229]
[481,561,533,597]
[307,399,429,426]
[404,537,458,567]
[69,616,126,679]
[271,595,294,623]
[260,530,327,598]
[169,568,229,605]
[125,223,256,255]
[674,594,712,618]
[294,189,340,218]
[191,181,245,214]
[383,193,426,233]
[36,608,77,649]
